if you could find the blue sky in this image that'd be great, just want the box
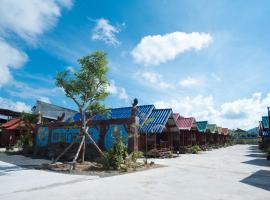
[0,0,270,129]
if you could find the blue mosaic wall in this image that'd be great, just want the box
[104,124,128,150]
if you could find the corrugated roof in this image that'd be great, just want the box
[207,124,217,134]
[217,127,223,134]
[176,117,195,130]
[139,108,172,133]
[2,118,20,128]
[85,105,154,126]
[196,121,208,133]
[262,116,269,129]
[222,128,229,135]
[1,118,25,130]
[34,100,77,121]
[173,113,180,121]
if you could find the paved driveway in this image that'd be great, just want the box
[0,145,269,200]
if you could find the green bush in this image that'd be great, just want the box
[104,136,128,170]
[191,145,201,154]
[266,147,270,156]
[131,151,144,162]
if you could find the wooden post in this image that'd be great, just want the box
[129,104,138,152]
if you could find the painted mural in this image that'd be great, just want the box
[104,124,128,150]
[36,126,49,147]
[36,126,100,147]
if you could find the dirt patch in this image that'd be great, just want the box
[39,161,164,177]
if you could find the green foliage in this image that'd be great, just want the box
[266,147,270,156]
[19,112,38,147]
[55,51,109,119]
[21,112,38,125]
[131,151,144,162]
[104,136,128,169]
[191,145,201,154]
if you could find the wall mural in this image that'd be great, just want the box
[51,127,100,144]
[36,126,49,147]
[35,126,100,145]
[104,124,128,150]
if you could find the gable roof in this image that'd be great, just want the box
[173,113,180,121]
[262,116,269,129]
[207,124,217,134]
[139,108,173,133]
[196,121,208,133]
[217,127,223,134]
[176,117,196,130]
[2,118,21,128]
[1,118,25,130]
[77,105,155,126]
[34,100,77,121]
[222,128,229,135]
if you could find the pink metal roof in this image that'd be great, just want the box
[173,113,180,121]
[177,117,196,130]
[222,128,229,135]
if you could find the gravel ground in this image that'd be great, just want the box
[0,145,269,200]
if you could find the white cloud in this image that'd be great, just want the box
[0,0,73,87]
[131,32,213,66]
[0,39,28,87]
[137,71,173,89]
[179,76,203,87]
[154,92,270,129]
[0,97,31,112]
[119,88,128,100]
[0,0,73,43]
[107,80,118,94]
[107,80,129,100]
[92,18,120,47]
[67,66,76,73]
[7,81,53,103]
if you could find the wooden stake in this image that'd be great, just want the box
[71,135,85,170]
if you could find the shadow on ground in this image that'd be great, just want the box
[241,170,270,191]
[245,153,266,159]
[0,153,50,169]
[242,158,270,167]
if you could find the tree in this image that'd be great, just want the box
[54,51,109,167]
[19,112,38,147]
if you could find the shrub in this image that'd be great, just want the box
[131,151,144,162]
[266,147,270,156]
[104,136,128,170]
[191,145,201,154]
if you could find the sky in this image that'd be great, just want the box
[0,0,270,129]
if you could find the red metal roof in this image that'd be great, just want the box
[177,117,196,130]
[2,118,21,128]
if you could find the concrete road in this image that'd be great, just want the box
[0,145,269,200]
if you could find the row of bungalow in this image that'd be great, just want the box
[1,100,232,158]
[259,110,270,150]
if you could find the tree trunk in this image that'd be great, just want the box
[81,140,85,163]
[71,135,85,170]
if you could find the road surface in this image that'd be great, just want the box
[0,145,269,200]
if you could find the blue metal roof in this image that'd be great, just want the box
[196,121,208,133]
[139,108,173,134]
[262,116,269,129]
[70,105,155,126]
